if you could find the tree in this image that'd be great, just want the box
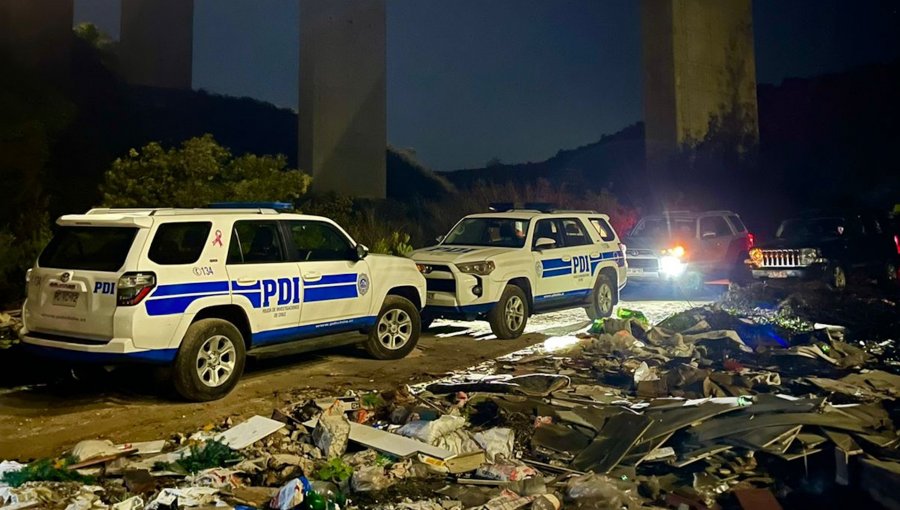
[101,134,311,208]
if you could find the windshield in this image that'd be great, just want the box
[630,217,696,239]
[776,217,845,239]
[443,218,530,248]
[39,226,138,272]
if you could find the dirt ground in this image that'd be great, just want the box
[0,333,544,460]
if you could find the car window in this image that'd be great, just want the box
[227,221,286,264]
[39,226,137,272]
[287,221,355,261]
[444,218,530,248]
[699,216,732,238]
[148,222,211,265]
[532,219,562,249]
[560,218,591,247]
[726,215,747,233]
[589,218,617,242]
[630,217,696,239]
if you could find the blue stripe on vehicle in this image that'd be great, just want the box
[23,344,177,364]
[304,284,358,303]
[233,291,262,308]
[305,274,357,286]
[542,267,572,278]
[145,293,228,316]
[252,316,377,347]
[535,288,591,302]
[153,281,229,297]
[541,259,570,270]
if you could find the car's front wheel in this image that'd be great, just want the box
[173,319,246,402]
[488,285,529,339]
[585,274,616,320]
[365,296,421,360]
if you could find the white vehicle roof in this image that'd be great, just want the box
[463,210,610,221]
[56,208,334,228]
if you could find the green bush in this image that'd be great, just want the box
[102,134,310,208]
[0,213,52,307]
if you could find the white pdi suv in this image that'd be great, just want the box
[21,203,426,401]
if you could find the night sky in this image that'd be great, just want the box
[74,0,900,171]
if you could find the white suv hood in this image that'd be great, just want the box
[411,245,517,264]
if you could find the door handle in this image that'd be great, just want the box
[237,278,256,284]
[590,252,600,258]
[302,272,322,282]
[561,256,572,262]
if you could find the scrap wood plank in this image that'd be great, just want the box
[672,445,732,468]
[621,432,674,467]
[643,403,743,441]
[821,429,863,454]
[571,412,651,473]
[723,425,802,450]
[690,413,867,442]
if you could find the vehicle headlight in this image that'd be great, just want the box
[661,245,686,258]
[749,248,763,266]
[800,248,821,265]
[416,264,433,274]
[659,256,686,276]
[456,261,496,275]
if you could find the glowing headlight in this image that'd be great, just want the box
[749,248,763,266]
[456,261,496,275]
[661,245,686,258]
[659,255,686,276]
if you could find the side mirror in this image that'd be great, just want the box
[436,235,445,243]
[534,237,556,250]
[356,244,369,260]
[702,231,717,239]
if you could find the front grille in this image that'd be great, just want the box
[627,249,655,257]
[628,258,659,270]
[760,249,802,268]
[426,278,456,293]
[427,264,453,273]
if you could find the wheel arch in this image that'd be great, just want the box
[506,276,534,311]
[192,305,253,350]
[387,285,422,310]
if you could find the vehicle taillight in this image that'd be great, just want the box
[747,233,755,249]
[117,272,156,306]
[894,234,900,255]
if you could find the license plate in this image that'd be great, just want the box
[627,268,644,275]
[768,270,789,279]
[53,290,80,307]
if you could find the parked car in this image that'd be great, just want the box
[410,205,627,339]
[21,203,426,401]
[747,210,900,288]
[623,210,754,289]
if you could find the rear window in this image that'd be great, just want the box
[39,226,138,272]
[590,218,617,242]
[148,222,211,265]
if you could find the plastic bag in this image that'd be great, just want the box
[565,473,643,510]
[351,465,392,492]
[314,404,351,458]
[473,428,515,462]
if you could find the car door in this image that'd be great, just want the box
[697,215,734,273]
[226,220,302,347]
[558,218,596,294]
[531,218,589,308]
[284,220,374,328]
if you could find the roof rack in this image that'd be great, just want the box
[84,207,282,216]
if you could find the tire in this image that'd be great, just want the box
[828,265,848,290]
[585,274,617,320]
[365,296,421,360]
[173,319,246,402]
[488,285,529,339]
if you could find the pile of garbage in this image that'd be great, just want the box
[2,302,899,510]
[0,311,21,350]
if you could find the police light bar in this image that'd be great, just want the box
[208,201,293,211]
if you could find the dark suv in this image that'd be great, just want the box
[624,210,754,288]
[747,211,900,289]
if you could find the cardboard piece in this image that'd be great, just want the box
[215,415,285,449]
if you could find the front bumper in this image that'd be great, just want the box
[419,264,499,320]
[750,264,827,281]
[21,331,176,364]
[626,256,688,282]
